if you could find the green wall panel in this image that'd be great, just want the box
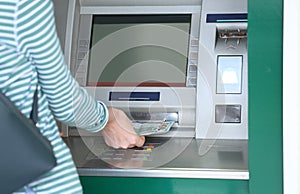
[80,177,248,194]
[248,0,283,193]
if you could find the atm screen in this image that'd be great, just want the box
[88,14,191,87]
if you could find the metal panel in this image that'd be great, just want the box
[80,0,202,6]
[196,0,248,139]
[64,136,248,180]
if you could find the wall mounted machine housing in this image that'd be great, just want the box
[53,0,248,180]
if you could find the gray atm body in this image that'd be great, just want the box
[53,0,248,180]
[53,0,248,140]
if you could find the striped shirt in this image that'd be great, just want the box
[0,0,108,193]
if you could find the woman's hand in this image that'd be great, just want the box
[102,108,145,149]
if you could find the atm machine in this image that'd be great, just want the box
[53,0,248,192]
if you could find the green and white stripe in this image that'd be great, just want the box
[0,0,108,193]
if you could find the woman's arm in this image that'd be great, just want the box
[16,0,145,147]
[17,1,105,131]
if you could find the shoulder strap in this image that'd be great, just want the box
[30,88,38,124]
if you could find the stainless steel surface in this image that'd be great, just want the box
[196,0,248,139]
[79,169,248,180]
[80,0,202,7]
[64,135,248,180]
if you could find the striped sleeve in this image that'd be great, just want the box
[16,0,108,132]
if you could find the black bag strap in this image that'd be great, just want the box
[30,88,38,124]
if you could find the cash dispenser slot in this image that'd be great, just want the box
[129,111,178,123]
[216,26,247,47]
[217,28,247,39]
[129,112,178,136]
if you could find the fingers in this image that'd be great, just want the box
[102,108,146,149]
[116,135,145,149]
[104,135,145,149]
[125,135,146,149]
[102,123,145,149]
